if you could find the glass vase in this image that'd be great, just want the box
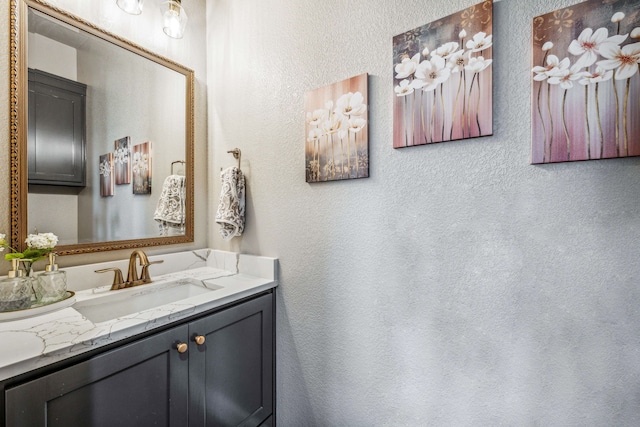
[25,263,44,306]
[37,270,68,305]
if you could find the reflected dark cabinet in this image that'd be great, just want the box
[28,69,87,187]
[5,292,274,427]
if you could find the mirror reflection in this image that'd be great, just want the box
[12,1,194,254]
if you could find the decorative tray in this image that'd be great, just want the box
[0,291,76,322]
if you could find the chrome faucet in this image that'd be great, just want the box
[96,250,164,290]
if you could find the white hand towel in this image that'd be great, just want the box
[215,167,245,241]
[153,175,186,236]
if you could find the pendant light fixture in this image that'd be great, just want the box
[116,0,188,39]
[161,0,188,39]
[116,0,143,15]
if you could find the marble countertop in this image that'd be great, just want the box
[0,249,277,382]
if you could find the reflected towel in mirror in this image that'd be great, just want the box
[154,175,186,236]
[215,166,245,241]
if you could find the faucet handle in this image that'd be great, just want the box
[140,260,164,283]
[95,267,126,290]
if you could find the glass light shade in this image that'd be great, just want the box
[116,0,143,15]
[161,1,188,39]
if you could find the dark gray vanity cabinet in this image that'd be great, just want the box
[28,69,87,187]
[5,292,274,427]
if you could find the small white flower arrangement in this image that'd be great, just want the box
[0,232,59,263]
[24,233,58,252]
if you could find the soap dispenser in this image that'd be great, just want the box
[0,259,32,312]
[37,253,68,304]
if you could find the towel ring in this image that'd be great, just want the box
[227,148,241,169]
[171,160,185,175]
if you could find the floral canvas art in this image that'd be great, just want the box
[132,142,152,194]
[531,0,640,164]
[305,73,369,182]
[114,136,131,184]
[99,153,114,197]
[393,0,493,148]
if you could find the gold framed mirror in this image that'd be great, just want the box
[9,0,195,256]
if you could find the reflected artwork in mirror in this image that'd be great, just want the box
[9,0,194,255]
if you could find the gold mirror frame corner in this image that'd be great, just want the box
[9,0,195,256]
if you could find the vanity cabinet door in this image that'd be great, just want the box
[188,293,274,427]
[5,324,189,427]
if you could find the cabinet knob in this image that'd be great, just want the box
[194,335,205,345]
[176,343,188,353]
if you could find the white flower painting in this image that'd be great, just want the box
[531,0,640,163]
[305,74,369,182]
[99,153,114,197]
[133,142,152,194]
[393,0,493,148]
[114,136,131,184]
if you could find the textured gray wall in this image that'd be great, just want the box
[207,0,640,425]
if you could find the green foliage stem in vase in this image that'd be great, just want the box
[1,233,59,305]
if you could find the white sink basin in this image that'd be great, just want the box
[74,278,222,323]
